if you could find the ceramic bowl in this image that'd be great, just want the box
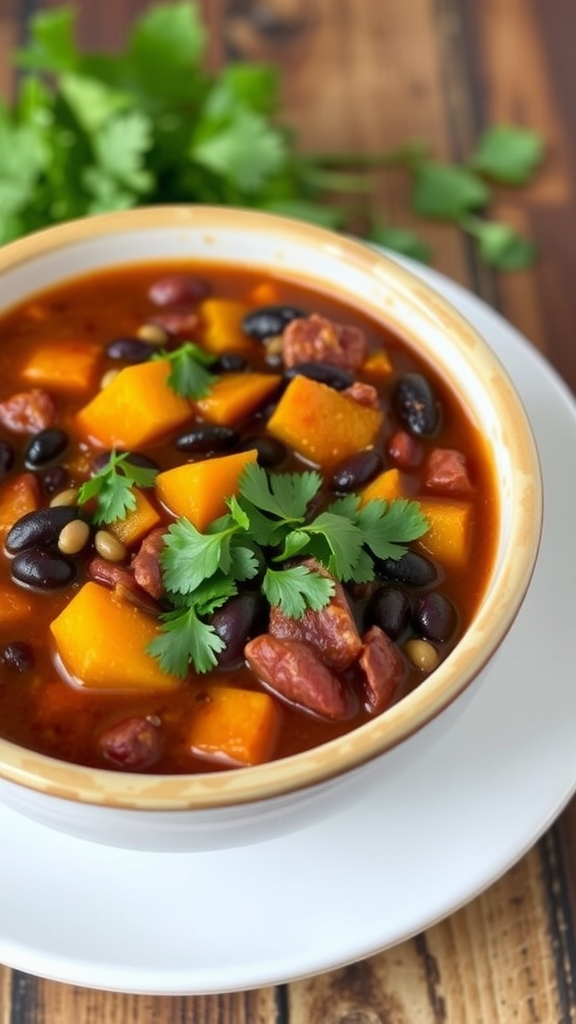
[0,207,542,850]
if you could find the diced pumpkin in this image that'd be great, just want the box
[156,448,258,529]
[196,371,282,426]
[416,498,473,569]
[0,583,33,627]
[360,467,405,505]
[75,360,193,448]
[267,375,383,468]
[50,581,180,691]
[109,488,161,547]
[360,350,393,384]
[22,340,101,392]
[246,280,282,306]
[198,298,255,354]
[188,684,280,766]
[0,472,40,539]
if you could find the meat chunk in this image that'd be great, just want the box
[358,626,407,713]
[341,381,380,410]
[282,313,367,371]
[0,388,56,434]
[424,448,474,495]
[269,557,362,670]
[244,634,354,720]
[132,527,166,600]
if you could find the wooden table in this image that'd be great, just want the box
[1,1,575,1020]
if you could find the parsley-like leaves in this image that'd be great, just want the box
[153,342,217,399]
[150,462,429,677]
[77,450,158,524]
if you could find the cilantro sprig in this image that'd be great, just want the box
[153,342,218,400]
[147,462,429,677]
[1,3,544,270]
[78,450,158,524]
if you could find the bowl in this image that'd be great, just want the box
[0,206,542,850]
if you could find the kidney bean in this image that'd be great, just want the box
[25,427,68,468]
[11,548,76,589]
[0,441,14,479]
[358,626,407,713]
[98,715,162,769]
[366,585,411,641]
[387,429,422,468]
[5,505,82,554]
[106,337,156,363]
[210,592,268,668]
[174,425,239,454]
[238,435,288,468]
[1,641,34,672]
[414,591,457,642]
[245,634,354,720]
[212,353,249,373]
[393,372,439,437]
[242,304,306,340]
[284,361,353,391]
[374,550,438,588]
[42,465,69,495]
[148,274,210,307]
[330,448,384,492]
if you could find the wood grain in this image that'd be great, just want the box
[1,1,575,1021]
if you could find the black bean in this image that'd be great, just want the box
[1,641,34,672]
[148,274,210,307]
[212,353,249,373]
[174,425,239,454]
[393,372,439,437]
[330,449,384,492]
[238,435,288,468]
[0,441,14,480]
[11,548,76,589]
[365,586,412,641]
[5,506,83,554]
[210,592,268,668]
[242,304,305,340]
[42,465,69,495]
[414,592,457,642]
[106,338,157,363]
[284,361,354,391]
[374,550,438,588]
[25,427,68,468]
[91,450,160,475]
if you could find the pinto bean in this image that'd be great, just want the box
[268,557,362,670]
[282,313,367,371]
[245,634,354,720]
[98,715,162,769]
[358,626,407,713]
[423,447,474,495]
[0,388,56,434]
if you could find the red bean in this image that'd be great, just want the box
[98,716,162,769]
[148,274,210,306]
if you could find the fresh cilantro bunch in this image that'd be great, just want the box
[78,451,157,524]
[0,2,544,269]
[148,463,428,676]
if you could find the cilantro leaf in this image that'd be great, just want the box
[154,343,217,399]
[160,517,238,594]
[16,7,79,74]
[239,463,322,521]
[358,498,429,560]
[190,108,287,194]
[463,217,537,271]
[303,511,364,580]
[77,450,157,524]
[470,124,544,185]
[413,161,491,220]
[148,603,225,676]
[262,565,334,618]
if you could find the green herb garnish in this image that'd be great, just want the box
[153,342,218,399]
[78,450,158,524]
[147,462,429,676]
[1,3,544,270]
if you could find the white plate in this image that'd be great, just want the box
[1,260,575,996]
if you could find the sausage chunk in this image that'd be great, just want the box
[0,388,57,434]
[341,381,380,410]
[358,626,407,713]
[282,313,367,371]
[424,448,474,495]
[245,634,354,720]
[269,558,362,670]
[132,527,166,600]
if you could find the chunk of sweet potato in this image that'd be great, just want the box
[22,341,101,392]
[196,371,282,426]
[187,684,280,766]
[267,375,383,468]
[416,498,473,569]
[155,448,258,529]
[0,472,40,539]
[50,581,180,690]
[76,360,193,448]
[360,467,405,505]
[0,582,33,627]
[109,488,161,548]
[198,298,255,354]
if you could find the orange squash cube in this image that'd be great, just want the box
[360,467,405,505]
[22,340,102,392]
[198,298,255,354]
[155,449,258,530]
[196,371,282,426]
[416,498,473,569]
[109,488,161,548]
[188,685,280,766]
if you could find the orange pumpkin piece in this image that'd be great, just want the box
[75,360,193,448]
[155,449,258,530]
[0,472,40,539]
[109,488,161,548]
[360,467,405,505]
[267,375,383,468]
[246,280,282,306]
[188,685,280,766]
[0,583,33,627]
[196,371,282,426]
[416,498,474,569]
[50,581,181,691]
[198,298,256,354]
[360,350,393,384]
[22,340,101,392]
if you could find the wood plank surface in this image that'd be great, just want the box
[0,1,575,1021]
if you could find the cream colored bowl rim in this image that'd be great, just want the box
[0,206,543,810]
